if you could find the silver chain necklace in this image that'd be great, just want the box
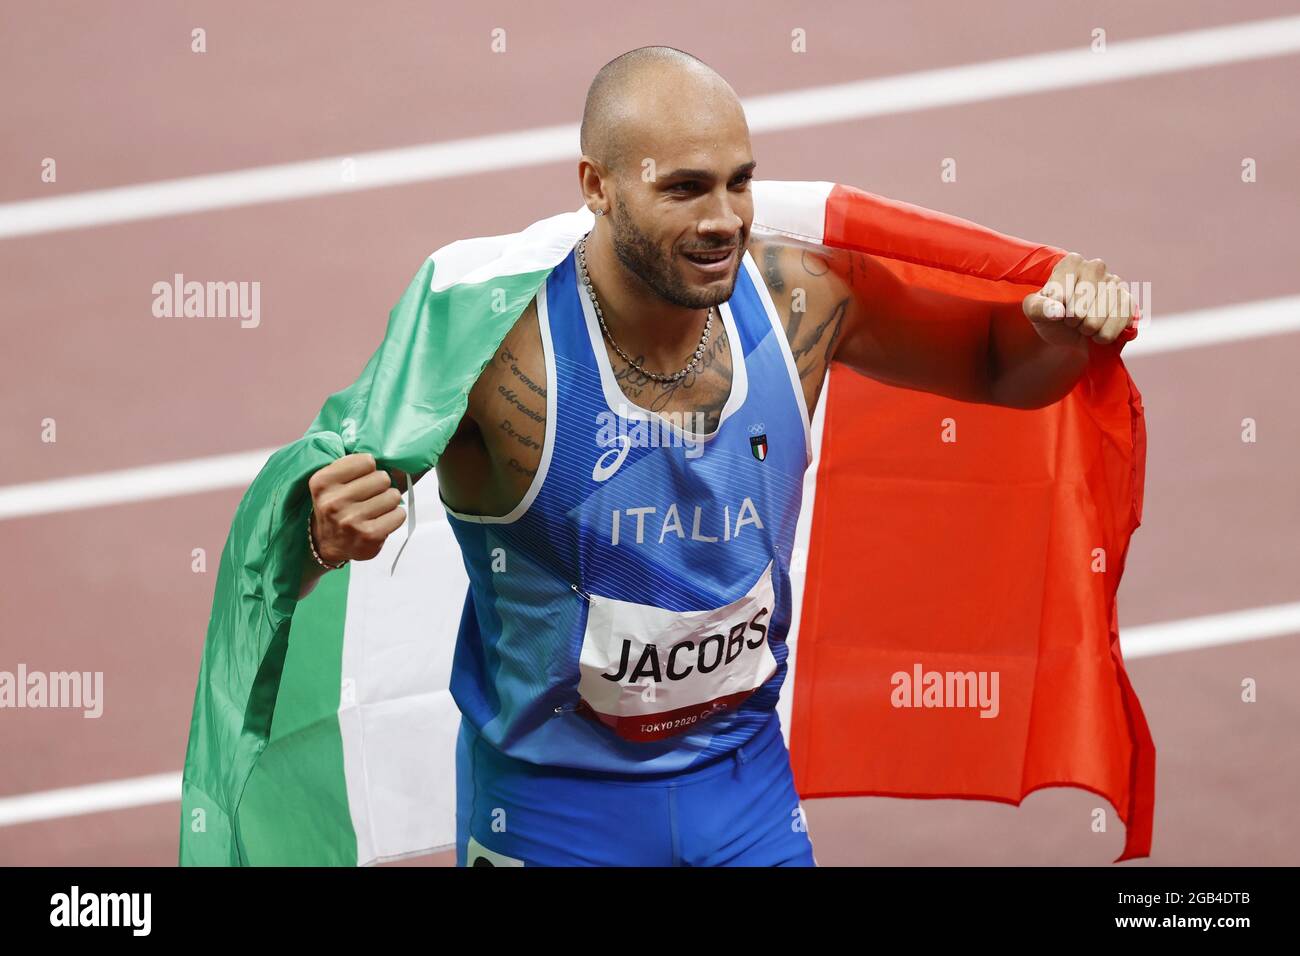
[577,233,712,384]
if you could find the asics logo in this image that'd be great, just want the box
[592,434,631,482]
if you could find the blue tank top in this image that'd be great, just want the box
[441,245,813,774]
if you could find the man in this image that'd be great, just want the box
[297,47,1134,866]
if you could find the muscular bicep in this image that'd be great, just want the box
[829,251,996,405]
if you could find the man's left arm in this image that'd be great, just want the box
[828,248,1135,410]
[987,253,1136,409]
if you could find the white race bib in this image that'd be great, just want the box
[575,560,778,741]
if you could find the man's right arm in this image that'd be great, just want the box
[297,300,533,600]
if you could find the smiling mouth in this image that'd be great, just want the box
[682,247,736,270]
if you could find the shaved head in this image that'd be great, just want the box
[580,46,741,176]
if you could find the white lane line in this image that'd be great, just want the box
[0,126,578,240]
[1123,296,1300,356]
[1,295,1298,522]
[2,16,1299,239]
[2,601,1296,828]
[0,448,278,521]
[0,772,179,828]
[744,15,1300,132]
[1121,601,1300,659]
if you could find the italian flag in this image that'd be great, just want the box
[180,181,1152,866]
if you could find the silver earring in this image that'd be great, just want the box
[595,208,605,216]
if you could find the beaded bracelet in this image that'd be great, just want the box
[307,508,348,570]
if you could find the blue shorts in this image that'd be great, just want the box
[455,712,817,867]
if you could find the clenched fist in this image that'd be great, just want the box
[307,453,409,565]
[1022,253,1136,349]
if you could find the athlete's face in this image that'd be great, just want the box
[608,101,755,310]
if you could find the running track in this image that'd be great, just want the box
[2,0,1298,866]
